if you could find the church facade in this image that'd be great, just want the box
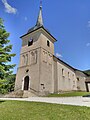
[15,4,89,97]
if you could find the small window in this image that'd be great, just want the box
[47,40,50,47]
[68,72,69,78]
[41,84,45,89]
[26,69,29,73]
[77,77,79,81]
[62,69,64,75]
[68,72,69,76]
[62,69,65,77]
[28,38,33,46]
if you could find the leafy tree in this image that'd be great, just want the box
[0,18,16,94]
[7,74,16,92]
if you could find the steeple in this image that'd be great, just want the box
[36,0,43,27]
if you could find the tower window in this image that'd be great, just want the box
[28,38,33,46]
[47,40,50,47]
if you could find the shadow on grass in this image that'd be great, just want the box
[0,101,5,104]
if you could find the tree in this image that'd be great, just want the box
[7,74,16,92]
[0,18,16,94]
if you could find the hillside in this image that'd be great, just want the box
[84,70,90,76]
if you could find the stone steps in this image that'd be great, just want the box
[4,89,39,98]
[23,90,38,98]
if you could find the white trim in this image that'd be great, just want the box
[22,77,24,90]
[22,75,31,90]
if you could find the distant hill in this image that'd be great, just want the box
[84,70,90,76]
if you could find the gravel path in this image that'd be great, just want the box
[0,97,90,107]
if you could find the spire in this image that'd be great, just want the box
[36,0,43,27]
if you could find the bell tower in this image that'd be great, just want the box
[15,2,56,96]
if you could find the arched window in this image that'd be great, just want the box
[22,55,25,64]
[28,38,33,46]
[30,51,37,64]
[62,69,64,76]
[68,72,70,79]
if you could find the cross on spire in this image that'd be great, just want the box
[40,0,42,8]
[36,0,43,27]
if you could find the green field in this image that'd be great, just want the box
[0,100,90,120]
[47,92,90,97]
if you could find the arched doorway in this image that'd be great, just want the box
[24,76,29,90]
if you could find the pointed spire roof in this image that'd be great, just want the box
[21,1,57,42]
[28,1,43,33]
[36,0,43,27]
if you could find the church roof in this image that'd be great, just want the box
[54,55,89,76]
[20,1,57,42]
[54,55,76,71]
[36,2,43,27]
[28,2,43,34]
[20,25,57,42]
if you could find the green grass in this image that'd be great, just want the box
[47,92,90,97]
[0,100,90,120]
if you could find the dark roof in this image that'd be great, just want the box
[54,55,90,76]
[54,55,76,71]
[20,25,57,42]
[27,25,41,33]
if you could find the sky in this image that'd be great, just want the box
[0,0,90,73]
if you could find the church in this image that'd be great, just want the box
[15,3,90,97]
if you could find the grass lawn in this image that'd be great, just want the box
[47,92,90,97]
[0,100,90,120]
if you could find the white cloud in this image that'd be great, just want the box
[2,0,17,14]
[24,17,28,21]
[56,53,63,58]
[87,21,90,27]
[86,43,90,47]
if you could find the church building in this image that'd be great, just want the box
[15,3,90,97]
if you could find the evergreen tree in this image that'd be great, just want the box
[0,18,16,94]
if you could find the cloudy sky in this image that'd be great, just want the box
[0,0,90,73]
